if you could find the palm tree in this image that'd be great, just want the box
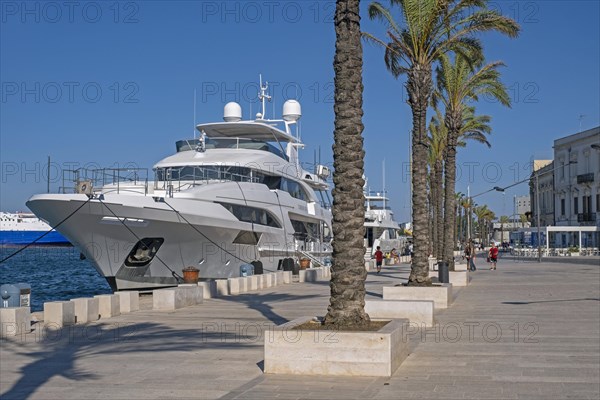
[434,53,514,270]
[365,0,519,285]
[324,0,370,328]
[428,108,446,260]
[429,106,492,258]
[519,213,528,228]
[474,204,494,245]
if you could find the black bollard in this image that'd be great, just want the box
[438,261,449,283]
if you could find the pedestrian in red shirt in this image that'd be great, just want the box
[374,246,383,274]
[489,243,499,270]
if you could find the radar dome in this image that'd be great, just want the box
[223,102,242,122]
[282,100,301,122]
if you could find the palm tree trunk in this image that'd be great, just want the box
[435,158,444,259]
[430,165,438,258]
[407,65,433,286]
[443,124,460,271]
[324,0,370,328]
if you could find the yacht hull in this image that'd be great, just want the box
[27,194,290,290]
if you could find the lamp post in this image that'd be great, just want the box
[536,172,542,262]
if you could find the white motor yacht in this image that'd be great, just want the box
[27,81,333,290]
[363,181,406,258]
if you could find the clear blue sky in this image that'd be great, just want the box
[1,0,599,222]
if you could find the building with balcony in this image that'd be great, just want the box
[552,126,600,247]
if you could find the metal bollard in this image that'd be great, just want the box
[438,261,449,284]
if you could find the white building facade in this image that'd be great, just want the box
[552,127,600,247]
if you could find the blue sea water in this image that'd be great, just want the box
[0,246,112,311]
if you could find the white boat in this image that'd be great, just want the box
[363,181,406,258]
[0,212,68,245]
[27,81,333,290]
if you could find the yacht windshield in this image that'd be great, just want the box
[175,137,287,161]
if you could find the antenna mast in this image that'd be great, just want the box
[193,89,197,139]
[258,74,271,119]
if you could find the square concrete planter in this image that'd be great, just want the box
[365,300,434,327]
[264,317,409,377]
[454,263,468,271]
[448,270,469,287]
[383,283,452,309]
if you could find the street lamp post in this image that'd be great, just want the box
[536,172,542,263]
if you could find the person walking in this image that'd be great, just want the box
[464,239,476,271]
[488,242,499,270]
[374,246,383,274]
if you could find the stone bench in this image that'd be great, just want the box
[94,294,121,318]
[365,299,434,327]
[1,307,31,337]
[383,283,452,309]
[44,301,76,327]
[116,291,139,313]
[153,286,203,310]
[70,297,100,324]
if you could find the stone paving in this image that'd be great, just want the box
[1,257,599,399]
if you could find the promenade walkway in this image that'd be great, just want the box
[1,259,599,399]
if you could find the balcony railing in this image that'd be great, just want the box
[577,173,595,184]
[577,213,597,223]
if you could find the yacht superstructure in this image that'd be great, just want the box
[27,81,333,290]
[363,182,405,258]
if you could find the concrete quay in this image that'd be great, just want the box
[1,261,599,399]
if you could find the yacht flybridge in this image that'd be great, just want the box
[27,81,333,290]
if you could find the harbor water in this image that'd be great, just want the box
[0,246,112,311]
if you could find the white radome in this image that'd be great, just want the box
[282,100,301,122]
[223,102,242,122]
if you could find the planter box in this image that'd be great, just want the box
[365,300,434,327]
[453,263,468,271]
[383,283,452,309]
[448,271,469,287]
[264,317,409,377]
